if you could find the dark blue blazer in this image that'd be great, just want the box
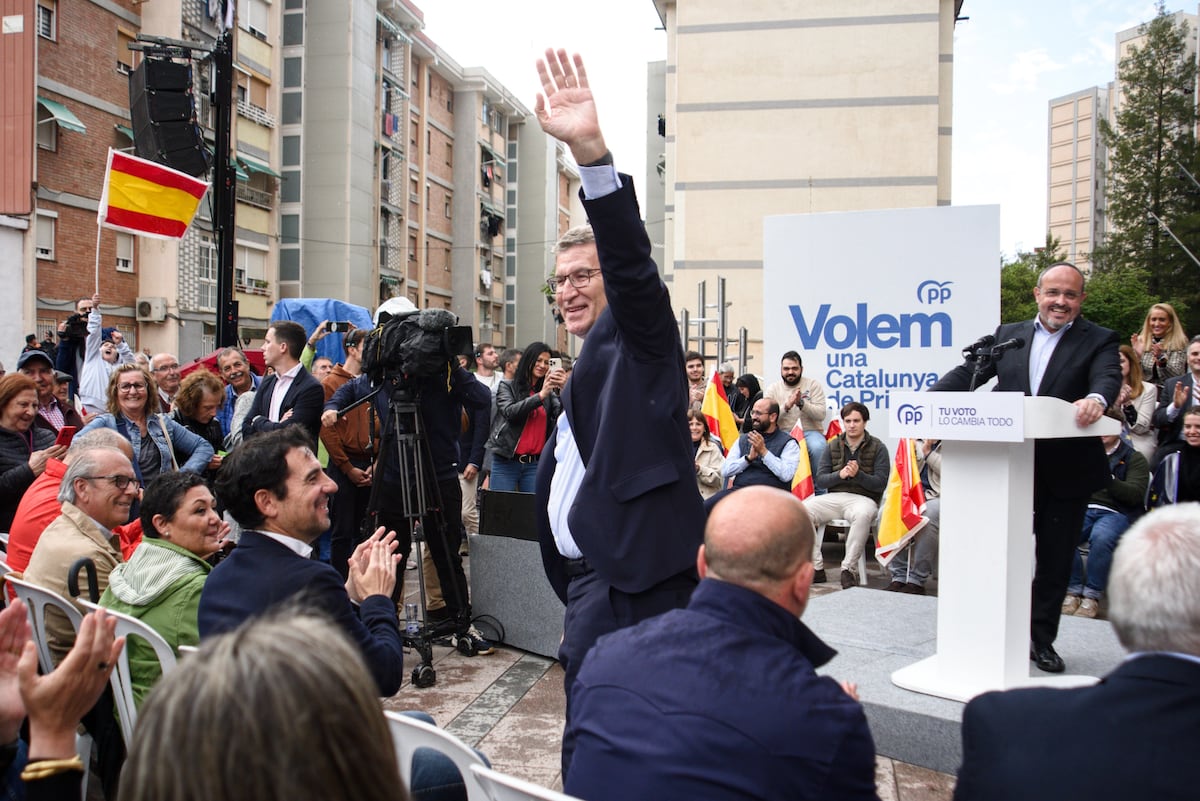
[955,654,1200,801]
[1151,372,1196,445]
[535,176,705,601]
[242,365,324,446]
[197,530,404,696]
[933,317,1120,499]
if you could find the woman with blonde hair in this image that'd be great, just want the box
[1131,303,1188,389]
[1116,344,1157,460]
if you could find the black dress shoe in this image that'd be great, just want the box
[812,569,827,584]
[1030,643,1065,673]
[883,581,906,592]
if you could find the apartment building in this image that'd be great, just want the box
[650,0,964,367]
[1046,9,1199,275]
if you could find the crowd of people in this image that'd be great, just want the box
[0,47,1197,801]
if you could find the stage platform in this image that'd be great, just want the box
[804,589,1125,774]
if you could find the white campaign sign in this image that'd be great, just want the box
[889,391,1024,442]
[763,205,1001,440]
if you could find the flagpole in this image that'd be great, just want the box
[93,222,102,295]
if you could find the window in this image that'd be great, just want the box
[235,244,266,287]
[283,57,302,88]
[35,211,56,260]
[282,13,303,46]
[239,0,270,39]
[198,237,217,311]
[408,234,417,262]
[444,196,451,218]
[445,142,452,167]
[444,247,451,272]
[35,104,56,151]
[36,0,54,40]
[115,233,134,272]
[117,30,139,75]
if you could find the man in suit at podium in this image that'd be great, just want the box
[932,263,1120,673]
[532,49,705,777]
[954,504,1200,801]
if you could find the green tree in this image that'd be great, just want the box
[1080,265,1160,338]
[1097,4,1200,325]
[1000,234,1063,323]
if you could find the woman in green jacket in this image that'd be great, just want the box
[100,471,225,707]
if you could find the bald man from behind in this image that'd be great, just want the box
[564,487,879,801]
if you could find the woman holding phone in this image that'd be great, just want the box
[486,341,565,492]
[0,374,65,531]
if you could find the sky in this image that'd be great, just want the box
[422,0,1166,258]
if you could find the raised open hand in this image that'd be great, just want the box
[534,49,607,165]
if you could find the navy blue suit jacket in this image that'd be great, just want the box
[565,580,879,801]
[933,318,1120,499]
[242,366,324,445]
[1151,373,1196,445]
[535,176,705,601]
[955,654,1200,801]
[197,530,404,695]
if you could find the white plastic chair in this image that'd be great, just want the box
[3,574,92,800]
[471,764,584,801]
[77,599,178,747]
[385,710,489,800]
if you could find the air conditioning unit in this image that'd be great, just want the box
[136,296,167,323]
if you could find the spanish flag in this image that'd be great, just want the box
[874,438,928,566]
[97,149,208,240]
[701,370,739,453]
[789,422,814,500]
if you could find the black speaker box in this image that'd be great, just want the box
[128,59,208,177]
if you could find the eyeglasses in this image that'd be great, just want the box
[1039,289,1080,301]
[546,269,601,293]
[118,382,147,392]
[83,474,141,490]
[153,363,180,372]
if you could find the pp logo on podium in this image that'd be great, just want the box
[896,404,925,426]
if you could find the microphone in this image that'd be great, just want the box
[992,337,1026,353]
[962,334,996,359]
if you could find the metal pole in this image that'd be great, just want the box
[695,281,706,357]
[213,30,239,347]
[679,308,689,349]
[1149,212,1200,271]
[738,327,749,376]
[716,277,727,366]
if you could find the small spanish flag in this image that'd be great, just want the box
[874,438,929,566]
[789,422,814,500]
[97,149,208,240]
[701,370,740,453]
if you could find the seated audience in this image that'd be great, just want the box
[7,429,136,575]
[21,445,136,663]
[687,409,725,499]
[198,427,405,696]
[0,374,65,532]
[719,399,800,495]
[1062,412,1148,618]
[79,365,214,488]
[804,402,889,587]
[734,373,762,432]
[954,503,1200,801]
[1116,344,1155,460]
[122,609,479,801]
[565,486,878,801]
[1150,335,1200,463]
[100,472,225,708]
[1130,302,1188,392]
[0,600,124,801]
[1148,407,1200,506]
[171,370,226,479]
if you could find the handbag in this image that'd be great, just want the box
[158,414,181,471]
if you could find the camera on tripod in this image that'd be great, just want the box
[359,307,473,387]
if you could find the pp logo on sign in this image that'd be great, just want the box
[916,280,953,305]
[896,404,924,426]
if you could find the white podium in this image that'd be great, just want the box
[888,393,1119,702]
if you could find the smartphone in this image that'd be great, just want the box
[548,357,563,371]
[329,321,352,333]
[55,425,77,448]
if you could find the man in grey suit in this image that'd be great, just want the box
[933,262,1120,673]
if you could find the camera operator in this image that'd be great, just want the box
[321,311,494,656]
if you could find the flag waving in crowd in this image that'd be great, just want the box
[789,422,815,500]
[701,370,739,452]
[875,438,928,565]
[97,149,209,240]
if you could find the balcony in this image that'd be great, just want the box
[236,184,274,209]
[237,98,276,128]
[236,278,271,297]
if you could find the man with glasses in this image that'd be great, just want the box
[933,262,1120,674]
[720,398,801,494]
[533,49,705,777]
[23,445,138,663]
[151,353,182,412]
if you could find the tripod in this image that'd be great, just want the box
[360,381,480,688]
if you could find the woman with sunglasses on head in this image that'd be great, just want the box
[79,365,214,493]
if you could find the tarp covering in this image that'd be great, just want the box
[271,297,374,364]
